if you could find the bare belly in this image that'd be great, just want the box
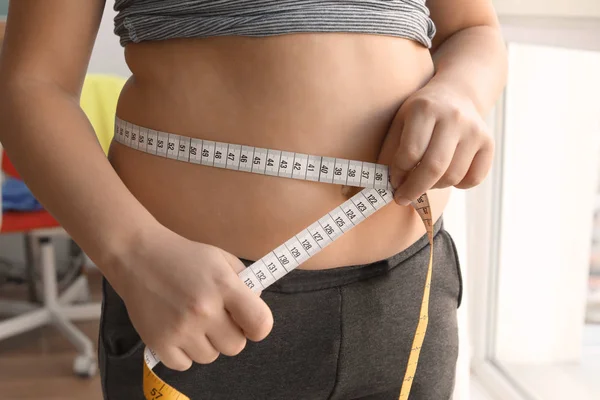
[109,34,451,270]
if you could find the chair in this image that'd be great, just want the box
[0,74,126,377]
[0,150,101,376]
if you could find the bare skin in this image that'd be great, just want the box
[0,0,507,372]
[111,34,444,270]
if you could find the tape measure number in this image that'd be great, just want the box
[114,118,434,400]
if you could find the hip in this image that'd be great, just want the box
[98,218,462,399]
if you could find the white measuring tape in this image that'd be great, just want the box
[113,118,434,400]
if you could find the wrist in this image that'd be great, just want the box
[93,210,164,287]
[427,69,504,119]
[416,77,481,116]
[424,76,469,100]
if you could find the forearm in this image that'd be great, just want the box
[429,25,508,116]
[0,79,158,280]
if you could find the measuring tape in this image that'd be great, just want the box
[113,117,434,400]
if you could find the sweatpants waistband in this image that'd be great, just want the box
[240,216,443,293]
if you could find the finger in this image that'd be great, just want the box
[390,109,436,188]
[220,250,248,275]
[219,250,263,295]
[456,144,494,189]
[206,310,248,356]
[394,122,458,205]
[223,281,273,342]
[180,335,220,365]
[432,141,477,189]
[153,345,193,371]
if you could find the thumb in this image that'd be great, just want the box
[220,250,249,275]
[377,109,408,193]
[377,117,404,166]
[220,250,264,296]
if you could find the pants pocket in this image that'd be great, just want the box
[99,278,143,357]
[98,278,145,400]
[440,228,463,309]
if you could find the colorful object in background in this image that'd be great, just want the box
[587,189,600,323]
[1,176,42,212]
[80,74,127,155]
[0,0,8,17]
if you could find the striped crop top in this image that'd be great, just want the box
[114,0,436,48]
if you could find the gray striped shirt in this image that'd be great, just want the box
[114,0,436,48]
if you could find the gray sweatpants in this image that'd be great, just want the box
[98,217,462,400]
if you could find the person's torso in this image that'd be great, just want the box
[109,3,449,270]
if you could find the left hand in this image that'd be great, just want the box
[380,82,495,206]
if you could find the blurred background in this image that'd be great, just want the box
[0,1,599,399]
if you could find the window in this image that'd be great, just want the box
[469,14,600,400]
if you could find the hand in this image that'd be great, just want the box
[381,82,494,206]
[109,224,273,371]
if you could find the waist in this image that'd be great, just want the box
[110,35,448,269]
[240,217,444,293]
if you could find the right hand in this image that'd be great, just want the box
[108,224,274,371]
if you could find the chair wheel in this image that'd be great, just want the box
[73,355,97,378]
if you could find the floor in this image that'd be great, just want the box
[0,270,103,400]
[470,379,496,400]
[498,324,600,400]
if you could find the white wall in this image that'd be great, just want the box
[493,0,600,18]
[88,2,130,77]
